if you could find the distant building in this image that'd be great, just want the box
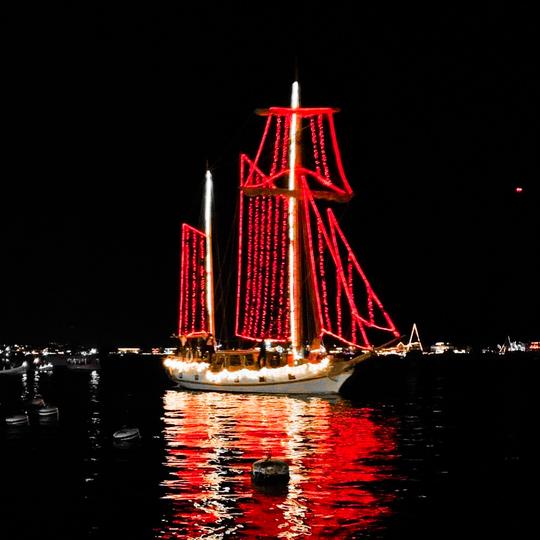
[430,342,471,354]
[378,341,407,357]
[430,342,454,354]
[117,347,141,355]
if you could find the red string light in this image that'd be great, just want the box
[199,235,206,331]
[237,193,291,341]
[271,117,281,176]
[301,177,323,332]
[245,197,255,335]
[317,114,331,185]
[179,224,208,337]
[234,189,245,337]
[310,117,321,177]
[277,196,288,338]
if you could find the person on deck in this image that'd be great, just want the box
[178,334,188,356]
[205,333,216,361]
[308,336,325,362]
[257,339,267,369]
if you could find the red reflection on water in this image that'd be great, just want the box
[156,392,397,539]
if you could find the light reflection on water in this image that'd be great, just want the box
[157,391,398,539]
[2,356,529,538]
[84,370,102,490]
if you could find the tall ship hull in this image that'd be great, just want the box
[164,82,399,394]
[164,350,373,394]
[166,367,353,394]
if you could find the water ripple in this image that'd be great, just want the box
[156,391,399,539]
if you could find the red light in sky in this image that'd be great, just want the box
[515,187,523,193]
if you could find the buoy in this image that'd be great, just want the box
[252,456,289,484]
[38,406,59,416]
[5,413,29,426]
[37,405,59,422]
[113,427,140,442]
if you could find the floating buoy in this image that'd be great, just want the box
[38,406,59,419]
[113,428,140,442]
[252,456,289,484]
[5,413,29,426]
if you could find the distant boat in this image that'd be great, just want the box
[0,359,28,375]
[5,413,29,426]
[164,82,399,394]
[37,406,59,419]
[498,336,526,354]
[113,427,140,442]
[66,355,101,370]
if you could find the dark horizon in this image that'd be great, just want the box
[1,5,537,349]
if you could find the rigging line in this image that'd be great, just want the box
[214,183,241,346]
[213,216,226,343]
[300,205,316,344]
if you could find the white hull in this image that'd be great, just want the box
[113,428,140,441]
[38,406,59,417]
[5,414,29,425]
[173,371,351,394]
[0,365,27,375]
[164,355,361,394]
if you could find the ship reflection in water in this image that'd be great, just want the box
[157,391,398,538]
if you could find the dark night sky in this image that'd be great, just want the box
[1,3,537,348]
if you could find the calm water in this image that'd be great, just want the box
[0,353,533,539]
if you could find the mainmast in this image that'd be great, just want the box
[205,170,215,336]
[288,81,302,358]
[235,84,399,349]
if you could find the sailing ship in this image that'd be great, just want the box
[164,82,399,394]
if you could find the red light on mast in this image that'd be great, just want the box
[515,186,523,193]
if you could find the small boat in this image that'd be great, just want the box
[0,360,28,375]
[37,406,59,419]
[5,413,29,426]
[113,428,140,442]
[66,356,101,370]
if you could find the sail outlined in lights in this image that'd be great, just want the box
[235,105,399,348]
[178,223,208,337]
[302,180,399,348]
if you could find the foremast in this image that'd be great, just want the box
[205,170,215,337]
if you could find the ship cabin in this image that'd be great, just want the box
[209,349,286,372]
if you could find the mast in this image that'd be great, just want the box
[236,89,399,348]
[205,170,215,336]
[288,81,302,358]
